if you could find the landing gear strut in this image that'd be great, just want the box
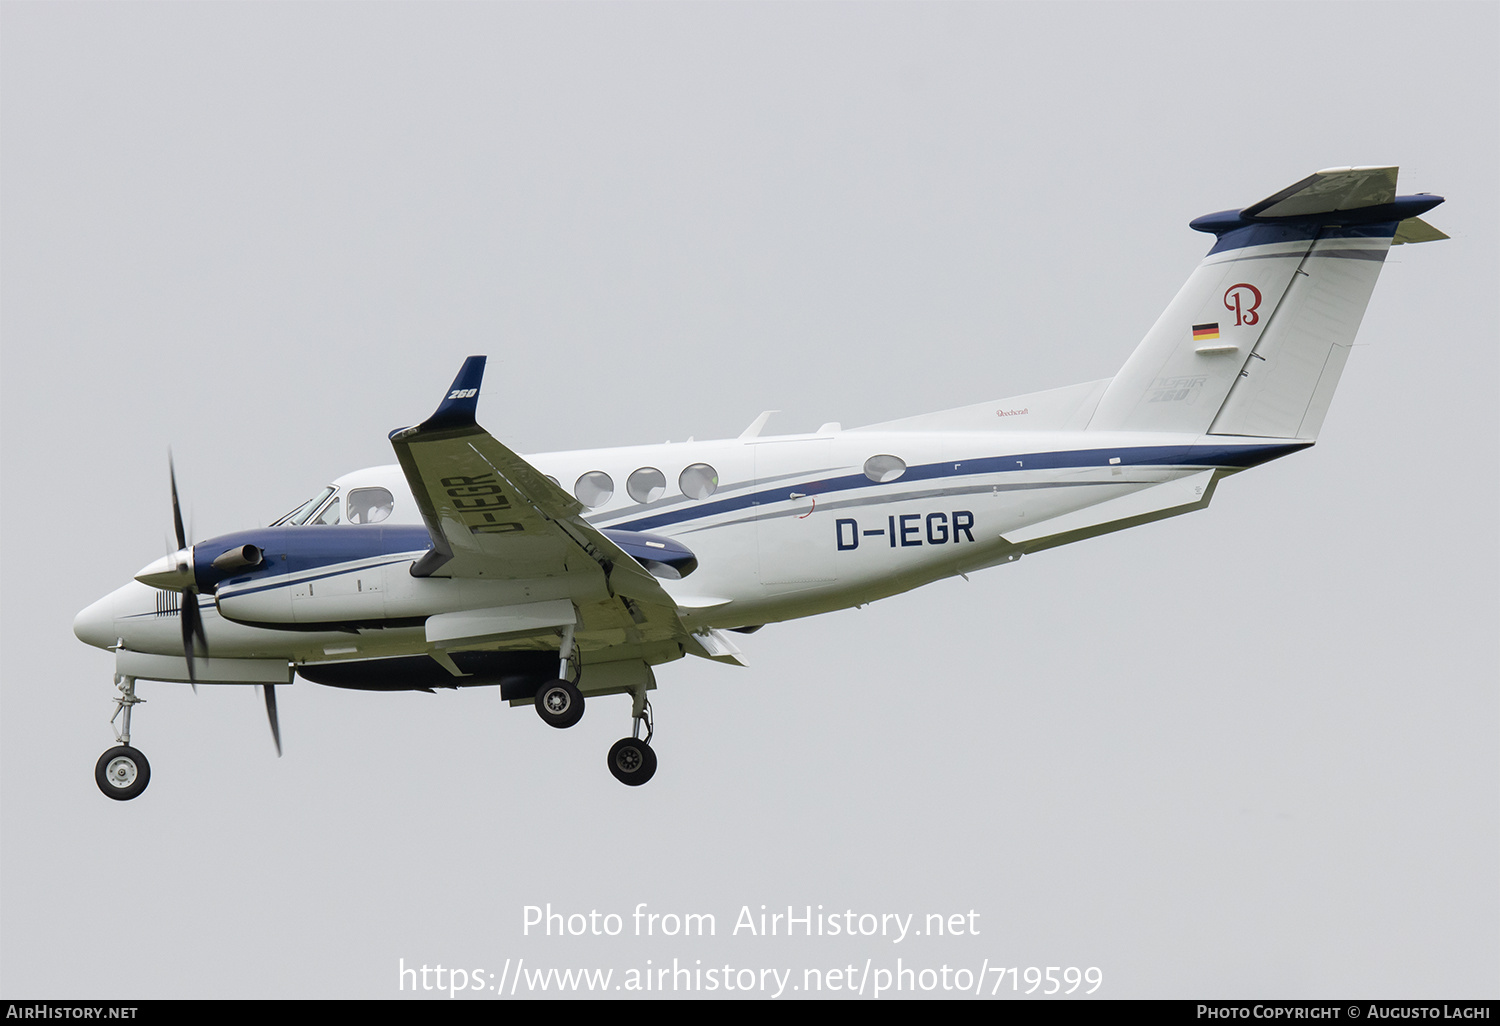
[532,627,659,785]
[607,688,657,786]
[535,624,585,729]
[96,675,150,801]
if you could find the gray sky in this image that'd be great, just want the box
[3,2,1495,1000]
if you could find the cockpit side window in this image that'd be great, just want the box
[272,486,336,526]
[347,487,395,525]
[313,494,342,525]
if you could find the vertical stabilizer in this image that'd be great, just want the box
[1088,167,1444,439]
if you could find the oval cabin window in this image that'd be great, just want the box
[574,471,615,508]
[679,463,719,500]
[863,455,907,483]
[628,467,667,504]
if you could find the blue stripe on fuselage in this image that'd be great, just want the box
[608,442,1308,533]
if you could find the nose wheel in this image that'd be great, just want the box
[97,675,150,801]
[96,746,151,801]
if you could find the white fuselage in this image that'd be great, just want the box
[77,418,1275,674]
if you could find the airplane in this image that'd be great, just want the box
[73,166,1447,797]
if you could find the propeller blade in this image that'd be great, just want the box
[263,683,282,757]
[169,452,188,552]
[180,594,207,693]
[168,451,205,692]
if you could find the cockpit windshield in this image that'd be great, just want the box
[272,486,336,526]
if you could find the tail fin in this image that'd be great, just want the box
[1088,167,1444,439]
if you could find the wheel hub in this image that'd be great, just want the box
[106,757,137,787]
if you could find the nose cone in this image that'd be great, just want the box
[73,593,118,650]
[135,547,195,590]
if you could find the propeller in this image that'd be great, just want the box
[136,453,283,756]
[263,684,282,757]
[169,455,208,690]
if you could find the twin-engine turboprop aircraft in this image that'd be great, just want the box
[75,167,1446,797]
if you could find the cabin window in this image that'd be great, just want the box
[679,463,719,500]
[627,467,667,503]
[273,486,336,526]
[347,487,394,524]
[574,471,615,508]
[864,455,906,483]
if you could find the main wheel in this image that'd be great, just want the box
[534,680,584,729]
[95,745,151,801]
[607,737,658,786]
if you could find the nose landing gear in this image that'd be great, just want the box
[96,675,150,801]
[96,745,150,801]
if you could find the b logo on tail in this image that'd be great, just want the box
[1224,283,1263,326]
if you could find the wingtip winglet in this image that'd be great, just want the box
[418,355,487,433]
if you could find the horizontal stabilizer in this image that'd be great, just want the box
[1241,166,1397,219]
[1001,469,1218,550]
[1393,217,1449,245]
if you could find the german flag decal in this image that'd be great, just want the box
[1192,322,1220,341]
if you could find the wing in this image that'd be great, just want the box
[389,356,690,661]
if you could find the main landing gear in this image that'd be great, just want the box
[533,625,658,786]
[535,624,585,729]
[96,675,150,801]
[608,690,656,787]
[535,679,584,728]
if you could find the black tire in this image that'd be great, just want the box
[95,745,151,801]
[534,680,584,729]
[607,737,657,786]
